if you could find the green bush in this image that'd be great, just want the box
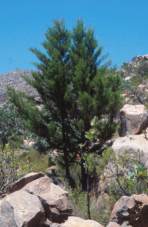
[0,145,18,193]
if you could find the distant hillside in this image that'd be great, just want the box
[121,55,148,79]
[121,55,148,104]
[0,71,39,104]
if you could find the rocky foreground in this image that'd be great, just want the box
[0,171,147,227]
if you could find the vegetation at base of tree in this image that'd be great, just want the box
[66,149,148,224]
[69,189,113,225]
[108,151,148,198]
[8,20,122,189]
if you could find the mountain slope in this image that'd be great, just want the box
[121,55,148,104]
[0,71,38,104]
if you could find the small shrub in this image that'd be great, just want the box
[104,151,148,200]
[0,146,18,193]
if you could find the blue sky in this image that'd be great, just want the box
[0,0,148,73]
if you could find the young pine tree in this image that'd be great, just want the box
[8,20,122,189]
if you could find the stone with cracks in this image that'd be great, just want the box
[0,190,45,227]
[23,175,72,222]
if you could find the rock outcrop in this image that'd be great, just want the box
[23,175,71,222]
[0,71,39,105]
[107,222,120,227]
[0,190,45,227]
[121,55,148,105]
[8,172,44,193]
[119,104,148,136]
[121,55,148,77]
[112,134,148,168]
[0,172,148,226]
[61,216,104,227]
[0,172,72,227]
[109,194,148,227]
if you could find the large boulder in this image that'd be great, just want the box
[110,194,148,227]
[112,134,148,168]
[23,175,72,222]
[0,190,45,227]
[107,222,121,227]
[61,216,104,227]
[119,104,148,136]
[0,172,72,226]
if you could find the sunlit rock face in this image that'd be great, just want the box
[119,104,148,136]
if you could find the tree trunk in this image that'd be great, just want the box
[80,146,87,191]
[63,149,75,188]
[60,99,76,188]
[80,157,87,191]
[62,115,75,188]
[86,167,91,219]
